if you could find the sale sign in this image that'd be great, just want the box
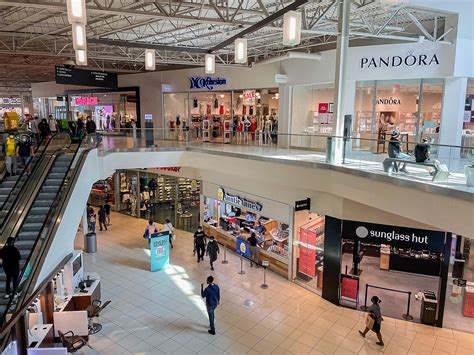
[341,275,359,301]
[318,102,329,113]
[298,228,317,277]
[243,90,256,105]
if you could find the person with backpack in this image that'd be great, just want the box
[98,205,107,231]
[0,237,21,299]
[3,134,17,176]
[194,226,207,263]
[206,236,220,271]
[201,275,220,335]
[161,218,175,249]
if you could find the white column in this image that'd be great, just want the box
[82,207,88,237]
[439,77,467,158]
[343,80,357,155]
[278,85,292,149]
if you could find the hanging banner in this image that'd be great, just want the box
[298,228,317,277]
[236,238,250,258]
[340,274,359,301]
[150,231,170,272]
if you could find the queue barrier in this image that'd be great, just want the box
[360,283,414,321]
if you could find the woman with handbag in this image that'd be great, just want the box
[161,219,175,249]
[359,296,384,346]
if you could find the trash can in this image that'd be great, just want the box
[84,232,97,253]
[420,291,437,325]
[326,137,335,164]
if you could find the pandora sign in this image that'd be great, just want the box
[360,53,440,69]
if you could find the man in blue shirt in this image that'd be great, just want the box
[201,275,220,335]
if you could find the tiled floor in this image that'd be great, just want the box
[74,212,474,354]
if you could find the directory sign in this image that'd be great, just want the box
[150,231,170,272]
[236,238,250,258]
[55,66,118,88]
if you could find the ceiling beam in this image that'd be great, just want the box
[87,38,209,54]
[210,0,309,52]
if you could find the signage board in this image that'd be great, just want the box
[295,198,311,211]
[318,103,329,113]
[189,76,227,90]
[144,114,153,120]
[340,274,359,301]
[243,90,256,105]
[74,97,98,106]
[262,260,270,267]
[342,220,446,252]
[150,231,170,271]
[217,187,262,212]
[274,74,288,84]
[0,97,22,106]
[55,66,118,88]
[236,238,250,258]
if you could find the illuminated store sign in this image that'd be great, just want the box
[360,53,440,69]
[376,97,401,105]
[189,76,227,90]
[217,188,263,212]
[74,97,98,105]
[0,97,22,106]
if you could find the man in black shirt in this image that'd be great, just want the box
[1,237,21,299]
[194,226,207,262]
[98,205,107,231]
[414,138,431,163]
[247,232,259,267]
[104,201,111,226]
[16,135,34,175]
[388,131,410,173]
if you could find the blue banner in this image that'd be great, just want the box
[150,231,170,272]
[236,238,250,258]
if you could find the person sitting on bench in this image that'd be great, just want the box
[414,137,431,163]
[388,130,410,173]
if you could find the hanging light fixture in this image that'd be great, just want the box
[283,11,302,46]
[234,38,248,64]
[67,0,87,24]
[72,23,86,50]
[75,49,87,66]
[205,54,215,74]
[144,49,156,71]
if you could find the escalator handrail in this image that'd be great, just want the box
[1,140,91,323]
[0,134,65,229]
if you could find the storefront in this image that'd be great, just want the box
[201,183,291,277]
[89,168,201,232]
[163,80,279,142]
[33,96,67,120]
[0,93,33,128]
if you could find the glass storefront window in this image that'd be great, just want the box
[163,92,189,140]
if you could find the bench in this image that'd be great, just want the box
[382,157,449,182]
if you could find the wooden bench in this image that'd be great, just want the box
[382,157,449,182]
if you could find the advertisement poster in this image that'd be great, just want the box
[150,231,170,272]
[341,274,359,301]
[243,90,256,105]
[236,238,250,258]
[298,228,317,277]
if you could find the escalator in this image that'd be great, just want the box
[0,138,92,325]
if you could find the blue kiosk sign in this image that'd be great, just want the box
[150,231,170,272]
[189,76,227,90]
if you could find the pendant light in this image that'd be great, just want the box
[205,54,215,74]
[75,49,87,66]
[234,38,248,64]
[67,0,87,24]
[72,23,86,50]
[144,49,156,71]
[283,11,302,46]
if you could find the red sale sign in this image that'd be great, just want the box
[341,275,359,300]
[298,228,317,277]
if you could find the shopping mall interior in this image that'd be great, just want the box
[0,0,473,354]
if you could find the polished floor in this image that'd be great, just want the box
[74,212,474,354]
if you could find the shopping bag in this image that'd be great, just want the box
[366,313,375,330]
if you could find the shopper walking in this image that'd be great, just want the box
[194,226,207,262]
[85,116,98,145]
[48,115,58,135]
[98,205,107,231]
[143,220,158,242]
[0,237,21,299]
[86,203,94,231]
[30,116,40,145]
[206,236,220,271]
[3,134,17,176]
[359,296,385,346]
[104,201,111,225]
[247,232,259,267]
[201,275,220,335]
[89,213,97,234]
[161,218,175,249]
[38,118,50,143]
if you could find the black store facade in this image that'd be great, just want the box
[322,216,458,329]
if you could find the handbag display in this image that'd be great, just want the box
[366,313,375,329]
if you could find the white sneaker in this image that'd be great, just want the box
[4,294,10,299]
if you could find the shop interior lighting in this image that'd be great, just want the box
[67,0,87,24]
[75,49,87,66]
[205,54,215,74]
[144,49,156,71]
[72,23,86,50]
[283,11,302,46]
[234,38,248,64]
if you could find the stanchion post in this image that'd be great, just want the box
[221,244,228,264]
[403,291,414,321]
[261,261,269,289]
[238,254,245,275]
[360,284,369,311]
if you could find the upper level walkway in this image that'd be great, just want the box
[98,130,473,200]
